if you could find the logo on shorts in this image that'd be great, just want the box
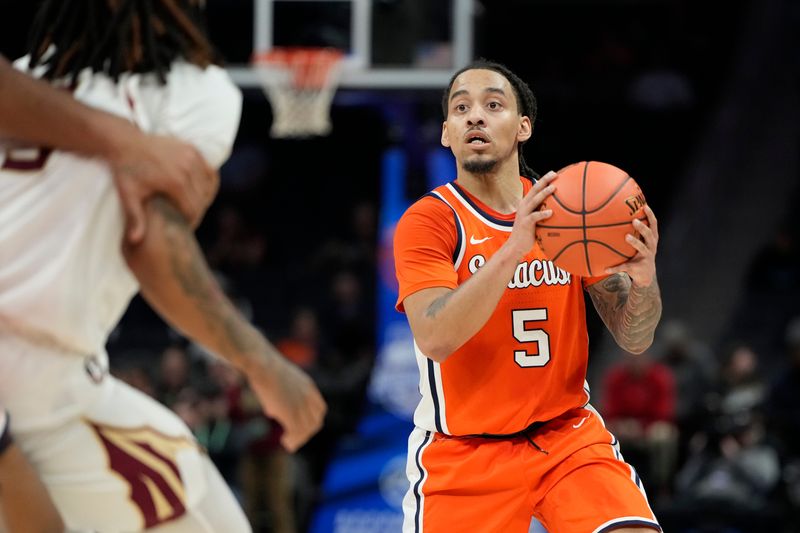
[92,423,197,528]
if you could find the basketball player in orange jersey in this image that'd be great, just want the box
[0,54,215,243]
[394,59,663,532]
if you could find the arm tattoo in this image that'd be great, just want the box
[153,198,263,366]
[588,273,662,353]
[426,291,454,319]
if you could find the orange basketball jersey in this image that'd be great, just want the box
[394,177,605,436]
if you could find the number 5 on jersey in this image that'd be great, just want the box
[512,308,551,367]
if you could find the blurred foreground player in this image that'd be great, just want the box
[394,60,663,532]
[0,408,63,533]
[0,1,325,531]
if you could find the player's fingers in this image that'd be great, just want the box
[537,170,558,185]
[299,397,325,436]
[122,190,147,244]
[625,233,649,256]
[315,393,328,418]
[170,150,205,224]
[190,150,215,203]
[520,170,555,202]
[206,168,220,205]
[169,180,199,225]
[520,177,556,210]
[310,402,326,431]
[518,172,556,215]
[528,184,556,210]
[283,417,316,452]
[644,205,659,240]
[528,208,553,223]
[525,171,557,199]
[632,218,655,245]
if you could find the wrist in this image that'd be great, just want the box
[498,239,528,266]
[91,112,142,165]
[231,328,278,375]
[630,273,657,290]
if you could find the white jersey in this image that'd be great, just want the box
[0,59,241,433]
[0,60,251,532]
[0,59,242,357]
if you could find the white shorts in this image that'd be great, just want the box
[0,338,250,532]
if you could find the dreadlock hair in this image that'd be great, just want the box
[26,0,219,85]
[441,59,539,180]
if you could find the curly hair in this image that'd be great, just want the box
[26,0,219,84]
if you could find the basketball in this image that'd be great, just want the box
[535,161,648,277]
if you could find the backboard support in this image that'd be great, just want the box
[227,0,475,89]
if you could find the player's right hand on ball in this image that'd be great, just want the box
[247,352,327,452]
[506,170,557,259]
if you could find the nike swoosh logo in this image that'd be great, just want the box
[572,414,591,429]
[470,235,493,245]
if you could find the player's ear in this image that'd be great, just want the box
[517,116,532,143]
[441,121,451,148]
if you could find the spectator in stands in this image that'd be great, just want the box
[194,380,242,490]
[111,351,157,398]
[277,307,322,371]
[728,225,800,377]
[656,320,715,465]
[767,317,800,457]
[713,342,766,417]
[766,316,800,516]
[155,343,193,409]
[228,376,295,533]
[206,205,266,273]
[603,349,678,496]
[669,408,781,530]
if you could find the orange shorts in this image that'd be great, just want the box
[402,406,661,533]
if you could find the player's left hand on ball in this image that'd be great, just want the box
[605,204,659,287]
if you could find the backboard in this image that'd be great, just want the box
[227,0,475,89]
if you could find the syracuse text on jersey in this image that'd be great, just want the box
[468,255,572,289]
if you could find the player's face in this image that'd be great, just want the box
[441,69,531,175]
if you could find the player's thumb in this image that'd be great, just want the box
[124,196,147,244]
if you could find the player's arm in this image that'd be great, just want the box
[402,173,557,362]
[122,197,326,452]
[587,205,662,354]
[0,412,65,533]
[0,54,215,241]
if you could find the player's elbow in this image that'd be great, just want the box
[414,335,456,363]
[620,336,654,355]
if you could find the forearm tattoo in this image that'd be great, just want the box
[588,273,662,353]
[426,291,455,318]
[153,198,262,365]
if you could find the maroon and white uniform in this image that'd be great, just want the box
[0,58,246,532]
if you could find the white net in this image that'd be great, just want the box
[254,48,344,138]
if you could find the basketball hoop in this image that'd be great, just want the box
[253,47,344,138]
